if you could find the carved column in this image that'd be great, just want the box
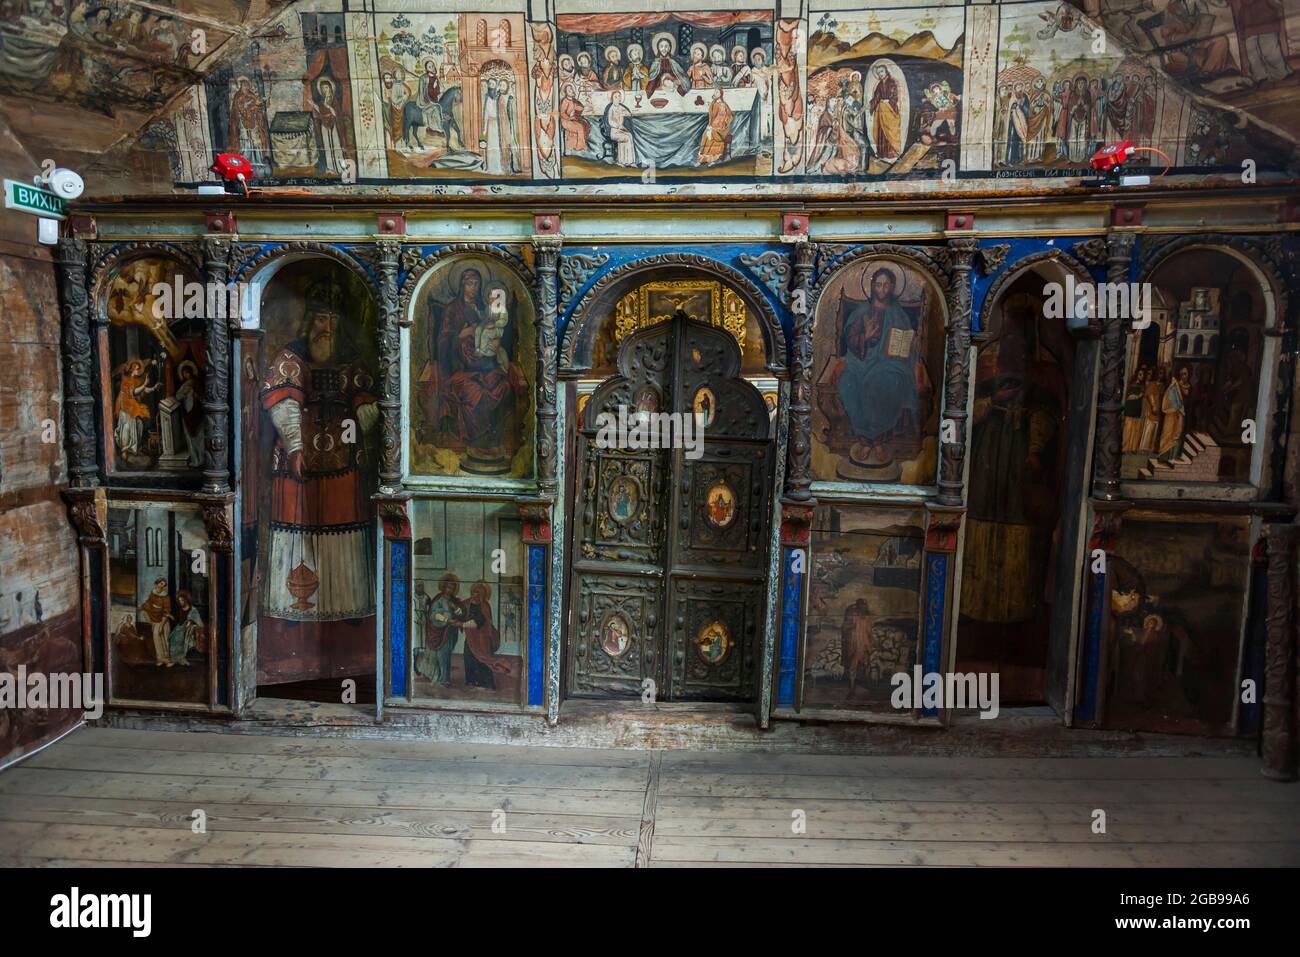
[199,236,232,494]
[533,236,561,497]
[783,240,815,501]
[937,237,978,506]
[55,238,98,488]
[1262,523,1298,780]
[376,239,402,491]
[1091,230,1135,500]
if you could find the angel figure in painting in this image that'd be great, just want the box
[113,358,160,465]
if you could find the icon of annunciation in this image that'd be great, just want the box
[811,258,944,484]
[104,256,206,476]
[410,256,535,478]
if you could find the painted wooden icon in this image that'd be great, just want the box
[804,505,926,711]
[806,6,963,177]
[376,13,530,178]
[993,3,1163,172]
[253,261,379,684]
[104,256,205,475]
[204,12,358,181]
[607,475,641,524]
[600,612,632,658]
[705,480,736,528]
[957,274,1075,702]
[812,258,943,484]
[412,499,524,703]
[106,501,210,705]
[695,620,731,665]
[634,385,660,414]
[1104,513,1251,735]
[553,11,776,178]
[410,255,534,477]
[693,385,717,426]
[1121,249,1265,484]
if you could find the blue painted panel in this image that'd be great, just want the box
[527,543,547,707]
[777,546,802,708]
[1076,569,1107,724]
[389,539,409,698]
[971,236,1108,333]
[922,553,948,718]
[555,242,793,347]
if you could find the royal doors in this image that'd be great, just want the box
[567,310,774,701]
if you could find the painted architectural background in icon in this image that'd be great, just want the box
[408,255,535,478]
[1120,249,1266,484]
[412,499,525,703]
[107,501,210,705]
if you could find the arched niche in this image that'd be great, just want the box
[402,250,536,479]
[559,253,788,378]
[246,254,382,686]
[96,247,205,477]
[808,249,948,486]
[1124,243,1280,486]
[956,253,1086,703]
[235,243,381,330]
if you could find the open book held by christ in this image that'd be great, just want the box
[886,327,915,358]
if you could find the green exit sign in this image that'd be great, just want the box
[4,179,66,219]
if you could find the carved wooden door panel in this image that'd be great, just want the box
[665,318,772,700]
[567,313,773,702]
[568,325,672,697]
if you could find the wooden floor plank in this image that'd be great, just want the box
[659,752,1265,780]
[0,727,1292,868]
[649,837,1300,867]
[25,744,649,791]
[0,768,645,817]
[0,822,635,868]
[72,727,646,768]
[0,795,641,846]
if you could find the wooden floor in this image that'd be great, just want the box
[0,726,1296,867]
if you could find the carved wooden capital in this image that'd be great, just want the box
[377,499,411,539]
[202,503,234,552]
[925,508,963,553]
[63,490,104,545]
[779,498,815,546]
[518,497,553,544]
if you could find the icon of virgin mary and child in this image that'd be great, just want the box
[816,263,932,480]
[417,263,529,474]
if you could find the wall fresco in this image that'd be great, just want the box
[91,0,1293,191]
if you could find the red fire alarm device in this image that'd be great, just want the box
[210,153,253,191]
[1090,140,1134,175]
